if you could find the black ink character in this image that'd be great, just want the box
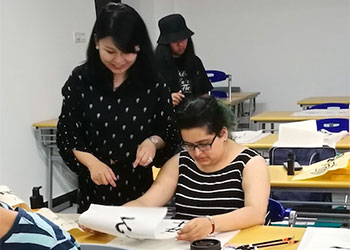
[115,216,135,234]
[165,221,185,233]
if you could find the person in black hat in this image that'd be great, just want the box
[155,14,213,107]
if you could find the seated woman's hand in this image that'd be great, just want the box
[88,162,117,187]
[176,217,212,242]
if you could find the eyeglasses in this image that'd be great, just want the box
[182,135,217,152]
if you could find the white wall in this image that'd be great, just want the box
[0,0,95,204]
[130,0,349,114]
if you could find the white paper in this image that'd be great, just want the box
[103,230,239,250]
[275,120,323,147]
[36,208,80,232]
[297,227,350,250]
[274,120,348,148]
[231,130,270,143]
[292,109,350,117]
[0,185,25,207]
[79,204,186,239]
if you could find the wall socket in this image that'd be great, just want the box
[73,32,86,43]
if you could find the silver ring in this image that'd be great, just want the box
[148,157,153,162]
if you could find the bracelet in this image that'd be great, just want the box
[205,215,215,236]
[148,136,159,147]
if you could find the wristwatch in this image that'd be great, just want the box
[148,136,159,147]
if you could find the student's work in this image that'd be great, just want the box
[231,130,270,143]
[297,227,350,250]
[292,152,350,180]
[0,185,26,207]
[79,204,186,239]
[274,120,348,148]
[292,109,350,117]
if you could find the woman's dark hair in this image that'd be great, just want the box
[155,37,196,78]
[176,96,235,136]
[86,3,157,88]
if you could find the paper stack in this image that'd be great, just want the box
[274,120,348,148]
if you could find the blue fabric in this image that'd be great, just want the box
[0,202,80,250]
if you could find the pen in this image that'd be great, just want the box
[257,240,299,248]
[236,237,295,249]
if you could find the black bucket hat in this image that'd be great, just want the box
[157,14,194,44]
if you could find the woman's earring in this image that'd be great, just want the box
[95,46,99,50]
[224,138,228,142]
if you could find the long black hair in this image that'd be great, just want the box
[155,37,196,80]
[176,96,235,136]
[86,3,157,88]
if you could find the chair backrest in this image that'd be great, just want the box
[206,70,229,83]
[316,118,349,132]
[206,70,232,101]
[307,103,349,110]
[269,147,336,165]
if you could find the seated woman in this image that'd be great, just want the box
[125,96,270,242]
[0,201,80,249]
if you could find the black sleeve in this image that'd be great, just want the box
[195,56,213,94]
[56,71,91,175]
[152,82,181,167]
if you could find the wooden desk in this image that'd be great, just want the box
[222,92,260,129]
[33,119,59,210]
[298,96,350,109]
[269,165,350,190]
[243,133,350,154]
[269,165,350,222]
[227,225,305,250]
[250,111,350,132]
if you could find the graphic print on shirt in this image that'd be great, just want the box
[177,70,192,94]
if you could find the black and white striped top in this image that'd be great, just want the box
[174,148,259,219]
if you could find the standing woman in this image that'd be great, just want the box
[57,3,179,213]
[155,14,213,107]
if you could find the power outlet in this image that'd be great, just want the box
[73,32,86,43]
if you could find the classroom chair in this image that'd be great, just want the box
[265,198,297,227]
[316,118,349,133]
[206,70,232,101]
[307,102,349,110]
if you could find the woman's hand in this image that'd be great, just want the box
[176,217,212,242]
[171,91,185,106]
[88,162,117,187]
[133,138,156,168]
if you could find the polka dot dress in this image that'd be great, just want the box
[57,64,179,213]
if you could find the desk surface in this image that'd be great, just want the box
[60,214,305,250]
[221,92,260,105]
[243,133,350,150]
[33,118,58,128]
[251,111,350,122]
[227,225,305,250]
[269,165,350,189]
[298,96,350,105]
